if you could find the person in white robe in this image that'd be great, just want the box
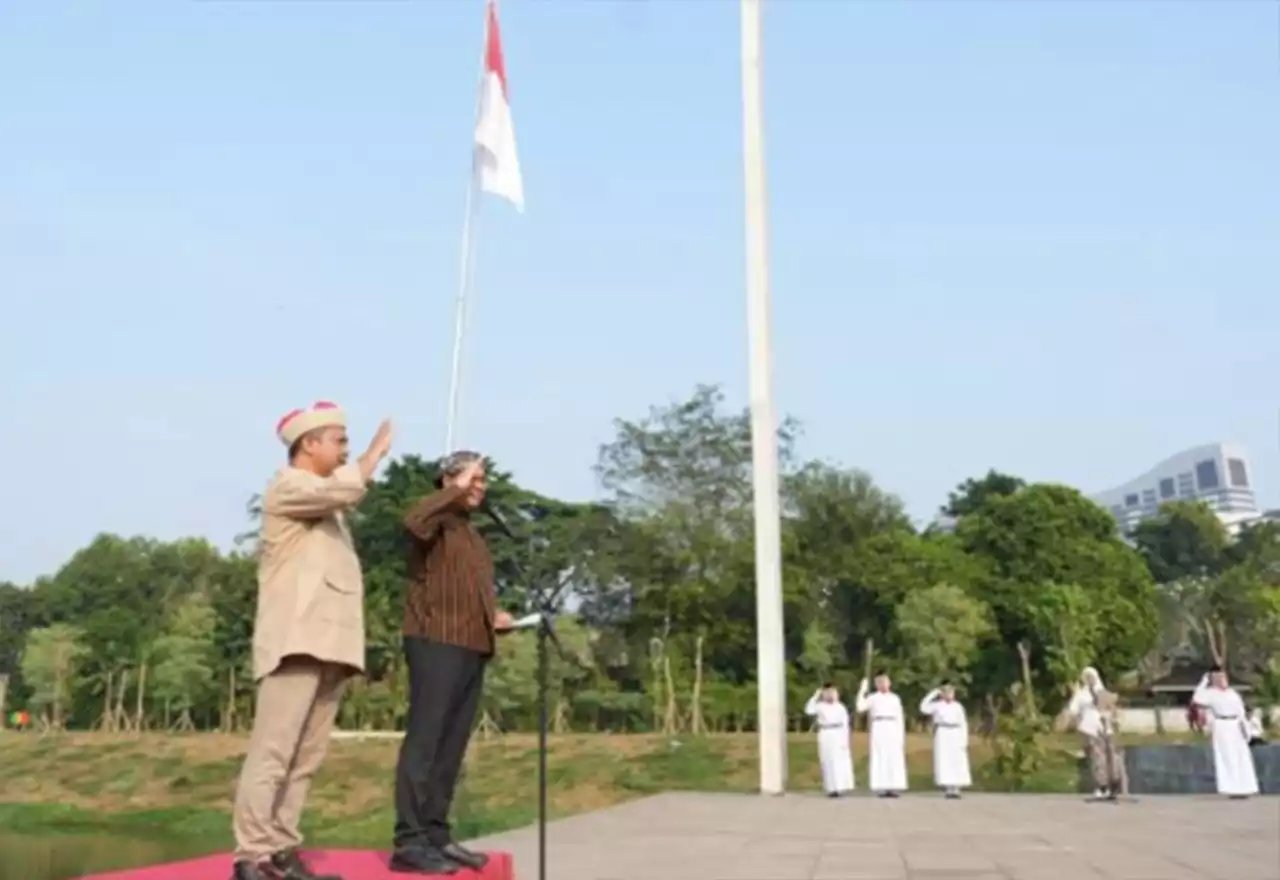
[1066,666,1125,800]
[855,672,907,797]
[918,681,971,799]
[1192,666,1259,798]
[804,683,855,797]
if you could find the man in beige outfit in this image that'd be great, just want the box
[231,401,392,880]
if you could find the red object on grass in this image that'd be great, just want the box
[80,849,514,880]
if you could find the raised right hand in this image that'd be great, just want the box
[452,457,484,489]
[368,419,394,460]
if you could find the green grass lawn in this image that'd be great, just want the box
[0,729,1191,877]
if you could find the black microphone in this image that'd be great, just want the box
[481,498,518,542]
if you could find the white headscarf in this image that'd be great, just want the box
[1080,666,1105,691]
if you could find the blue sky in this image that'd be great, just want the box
[2,1,1277,585]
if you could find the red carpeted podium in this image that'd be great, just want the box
[81,849,514,880]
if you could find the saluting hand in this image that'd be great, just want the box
[494,611,514,633]
[368,419,394,460]
[452,458,484,490]
[357,419,394,480]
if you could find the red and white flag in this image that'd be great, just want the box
[474,0,524,212]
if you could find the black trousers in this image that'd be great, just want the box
[394,636,488,848]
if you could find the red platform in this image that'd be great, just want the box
[81,849,514,880]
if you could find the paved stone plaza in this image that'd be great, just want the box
[466,792,1279,880]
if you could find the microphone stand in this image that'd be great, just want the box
[484,504,579,880]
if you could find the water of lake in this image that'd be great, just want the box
[0,831,213,880]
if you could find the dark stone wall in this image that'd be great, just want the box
[1078,743,1280,794]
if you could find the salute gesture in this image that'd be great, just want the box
[357,419,394,480]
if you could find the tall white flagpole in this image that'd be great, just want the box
[741,0,787,795]
[444,2,492,455]
[444,169,480,455]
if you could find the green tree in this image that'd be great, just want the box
[943,470,1026,518]
[1228,520,1280,574]
[1136,513,1280,676]
[207,553,258,730]
[483,617,595,731]
[0,582,42,712]
[891,582,996,693]
[150,592,220,729]
[21,624,89,728]
[783,462,914,672]
[594,384,800,684]
[955,483,1158,701]
[1131,500,1229,584]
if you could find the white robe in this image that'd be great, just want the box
[1192,681,1259,796]
[856,687,908,792]
[919,691,971,788]
[804,692,855,794]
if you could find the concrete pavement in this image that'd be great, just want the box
[465,791,1279,880]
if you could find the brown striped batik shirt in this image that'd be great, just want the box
[402,485,497,655]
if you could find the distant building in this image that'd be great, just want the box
[1090,442,1261,534]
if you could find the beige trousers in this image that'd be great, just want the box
[232,656,348,860]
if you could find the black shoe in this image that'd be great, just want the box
[232,860,272,880]
[441,842,490,871]
[390,845,462,875]
[269,849,344,880]
[827,791,840,799]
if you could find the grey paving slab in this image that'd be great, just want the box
[464,792,1280,880]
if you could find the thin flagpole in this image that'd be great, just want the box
[741,0,787,795]
[444,169,479,455]
[444,1,494,454]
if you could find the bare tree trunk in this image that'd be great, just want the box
[663,655,679,734]
[689,635,705,735]
[98,671,115,732]
[52,679,63,731]
[223,666,237,733]
[171,707,196,732]
[1204,617,1228,667]
[135,663,148,732]
[0,673,8,729]
[115,668,132,732]
[476,710,500,740]
[649,637,665,731]
[1016,640,1038,716]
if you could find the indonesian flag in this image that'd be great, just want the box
[474,0,524,212]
